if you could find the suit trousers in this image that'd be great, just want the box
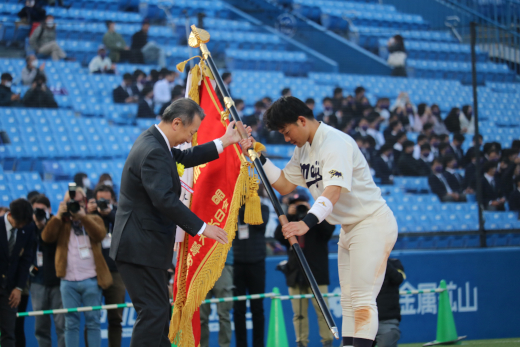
[233,261,265,347]
[30,283,65,347]
[103,271,126,347]
[0,287,18,347]
[117,261,170,347]
[200,265,233,347]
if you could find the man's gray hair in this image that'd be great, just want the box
[161,98,205,125]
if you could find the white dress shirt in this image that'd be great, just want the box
[153,79,172,106]
[154,124,224,235]
[5,213,15,244]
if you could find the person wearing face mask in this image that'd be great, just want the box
[355,117,370,137]
[96,174,115,191]
[449,133,465,165]
[87,185,125,347]
[29,194,65,347]
[0,73,22,107]
[412,134,428,160]
[481,161,506,210]
[417,143,433,175]
[17,0,46,26]
[460,105,475,135]
[392,131,407,163]
[103,21,133,63]
[88,45,115,75]
[372,144,395,184]
[42,187,111,347]
[22,55,46,86]
[429,134,440,158]
[137,86,156,119]
[375,98,391,121]
[74,173,94,201]
[153,69,176,109]
[316,97,339,129]
[366,113,385,150]
[22,74,58,109]
[29,15,67,61]
[428,159,467,202]
[397,140,423,176]
[443,154,464,191]
[133,70,147,92]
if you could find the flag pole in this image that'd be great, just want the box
[188,25,339,340]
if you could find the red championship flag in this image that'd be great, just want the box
[169,63,263,347]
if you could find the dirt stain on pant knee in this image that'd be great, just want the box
[354,307,371,334]
[376,241,394,278]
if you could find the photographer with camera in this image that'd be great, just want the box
[22,73,58,109]
[29,194,65,347]
[42,185,112,347]
[274,192,335,347]
[87,184,125,347]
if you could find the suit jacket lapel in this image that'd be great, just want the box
[150,126,181,194]
[0,218,8,259]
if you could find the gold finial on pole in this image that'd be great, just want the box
[189,25,211,59]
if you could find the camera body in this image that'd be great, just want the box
[34,208,48,221]
[66,183,81,214]
[96,198,109,210]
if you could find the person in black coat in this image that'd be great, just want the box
[482,161,506,210]
[113,73,139,104]
[398,141,424,176]
[372,143,395,185]
[137,86,155,119]
[428,159,467,202]
[509,176,520,213]
[233,204,270,347]
[274,194,335,347]
[22,74,58,109]
[373,258,405,347]
[450,133,465,166]
[443,154,468,193]
[17,0,46,25]
[0,199,35,347]
[109,98,250,347]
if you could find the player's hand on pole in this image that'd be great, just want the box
[239,136,254,150]
[220,121,253,148]
[203,224,228,244]
[282,221,310,239]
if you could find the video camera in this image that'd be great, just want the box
[66,183,81,214]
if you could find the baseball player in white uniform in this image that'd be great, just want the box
[256,96,398,347]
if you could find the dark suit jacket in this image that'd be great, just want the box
[443,171,462,193]
[464,162,476,190]
[372,155,394,184]
[113,85,138,104]
[0,217,35,291]
[137,98,155,119]
[482,176,503,207]
[509,189,520,212]
[428,174,449,199]
[110,126,220,270]
[398,153,424,176]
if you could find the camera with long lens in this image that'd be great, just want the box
[66,183,81,214]
[96,198,109,210]
[34,208,48,221]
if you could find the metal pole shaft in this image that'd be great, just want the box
[470,21,486,247]
[201,46,339,339]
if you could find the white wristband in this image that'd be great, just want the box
[308,196,333,223]
[263,158,282,185]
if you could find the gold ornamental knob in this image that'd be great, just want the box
[189,25,210,48]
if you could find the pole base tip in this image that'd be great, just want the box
[331,327,339,340]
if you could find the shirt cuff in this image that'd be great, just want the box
[213,139,224,154]
[197,222,206,235]
[15,287,23,292]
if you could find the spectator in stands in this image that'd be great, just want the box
[332,87,343,111]
[482,161,506,210]
[412,134,428,160]
[450,133,465,165]
[373,143,395,184]
[421,123,434,138]
[29,194,65,347]
[374,258,404,347]
[354,117,370,137]
[74,172,94,200]
[103,21,132,63]
[460,105,475,135]
[0,199,34,347]
[113,73,138,104]
[509,176,520,213]
[248,100,266,123]
[236,99,246,118]
[29,15,66,61]
[418,143,433,174]
[22,74,58,108]
[402,102,419,132]
[232,204,270,347]
[316,97,336,127]
[137,86,155,119]
[444,154,470,192]
[222,72,232,95]
[353,86,369,117]
[375,97,391,121]
[131,19,166,67]
[87,185,125,347]
[22,55,46,86]
[367,112,385,149]
[438,142,452,158]
[392,131,407,162]
[415,103,434,132]
[464,134,483,165]
[383,120,403,143]
[429,158,466,202]
[133,70,147,93]
[262,96,272,109]
[444,107,461,133]
[281,87,292,97]
[274,194,335,347]
[387,34,407,77]
[158,85,185,116]
[439,133,449,145]
[484,149,500,164]
[0,73,22,107]
[88,45,115,75]
[429,134,440,158]
[398,140,423,176]
[17,0,46,25]
[41,187,111,347]
[153,69,176,109]
[305,98,315,114]
[500,150,520,198]
[391,92,414,113]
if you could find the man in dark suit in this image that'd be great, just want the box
[428,159,466,202]
[113,73,139,104]
[372,143,395,185]
[110,98,251,347]
[509,176,520,212]
[398,141,424,176]
[482,161,506,210]
[443,154,466,193]
[0,199,35,347]
[450,133,465,166]
[137,86,155,119]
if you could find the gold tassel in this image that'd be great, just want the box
[176,56,202,73]
[244,165,263,225]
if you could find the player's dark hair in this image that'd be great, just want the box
[9,199,34,226]
[264,96,315,131]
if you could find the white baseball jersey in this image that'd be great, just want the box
[283,123,386,226]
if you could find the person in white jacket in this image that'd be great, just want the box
[89,45,115,74]
[153,69,176,109]
[460,105,475,135]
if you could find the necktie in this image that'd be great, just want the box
[8,228,16,257]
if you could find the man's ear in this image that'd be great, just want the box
[172,118,181,130]
[298,116,307,127]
